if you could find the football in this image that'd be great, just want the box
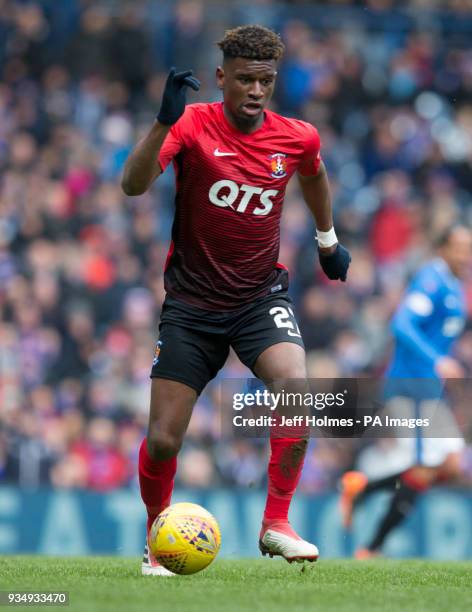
[149,502,221,575]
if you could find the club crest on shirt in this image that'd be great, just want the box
[152,340,163,366]
[269,153,287,179]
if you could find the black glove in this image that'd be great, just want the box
[157,67,200,125]
[318,244,351,282]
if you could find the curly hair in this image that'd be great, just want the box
[217,25,285,61]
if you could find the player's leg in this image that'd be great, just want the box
[436,451,463,482]
[340,462,455,530]
[340,467,429,529]
[347,460,454,558]
[365,448,462,561]
[253,342,309,526]
[230,295,318,562]
[359,429,466,556]
[355,468,428,558]
[140,378,197,534]
[254,342,318,562]
[140,316,229,576]
[353,401,466,558]
[140,378,197,576]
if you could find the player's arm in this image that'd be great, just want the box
[121,68,200,196]
[121,122,170,195]
[392,290,464,378]
[298,161,351,282]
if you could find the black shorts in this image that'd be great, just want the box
[150,292,305,394]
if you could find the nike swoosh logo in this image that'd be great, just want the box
[214,148,237,157]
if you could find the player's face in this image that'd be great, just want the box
[442,227,472,279]
[216,57,277,130]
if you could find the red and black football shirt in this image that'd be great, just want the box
[158,102,321,310]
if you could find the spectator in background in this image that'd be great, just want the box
[63,418,131,492]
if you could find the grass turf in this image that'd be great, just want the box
[1,557,471,612]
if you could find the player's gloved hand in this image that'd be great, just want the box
[318,244,351,282]
[157,67,201,125]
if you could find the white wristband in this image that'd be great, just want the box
[316,227,338,248]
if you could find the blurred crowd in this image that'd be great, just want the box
[1,0,472,493]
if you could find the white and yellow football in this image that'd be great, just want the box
[149,502,221,575]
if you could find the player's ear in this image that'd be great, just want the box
[216,66,224,90]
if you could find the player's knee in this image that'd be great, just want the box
[266,363,307,381]
[147,431,182,461]
[402,466,435,490]
[438,453,462,481]
[276,366,307,379]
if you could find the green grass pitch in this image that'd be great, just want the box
[2,556,471,612]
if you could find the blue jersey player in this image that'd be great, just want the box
[388,253,466,381]
[340,225,471,558]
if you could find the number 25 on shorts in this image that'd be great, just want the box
[269,306,301,338]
